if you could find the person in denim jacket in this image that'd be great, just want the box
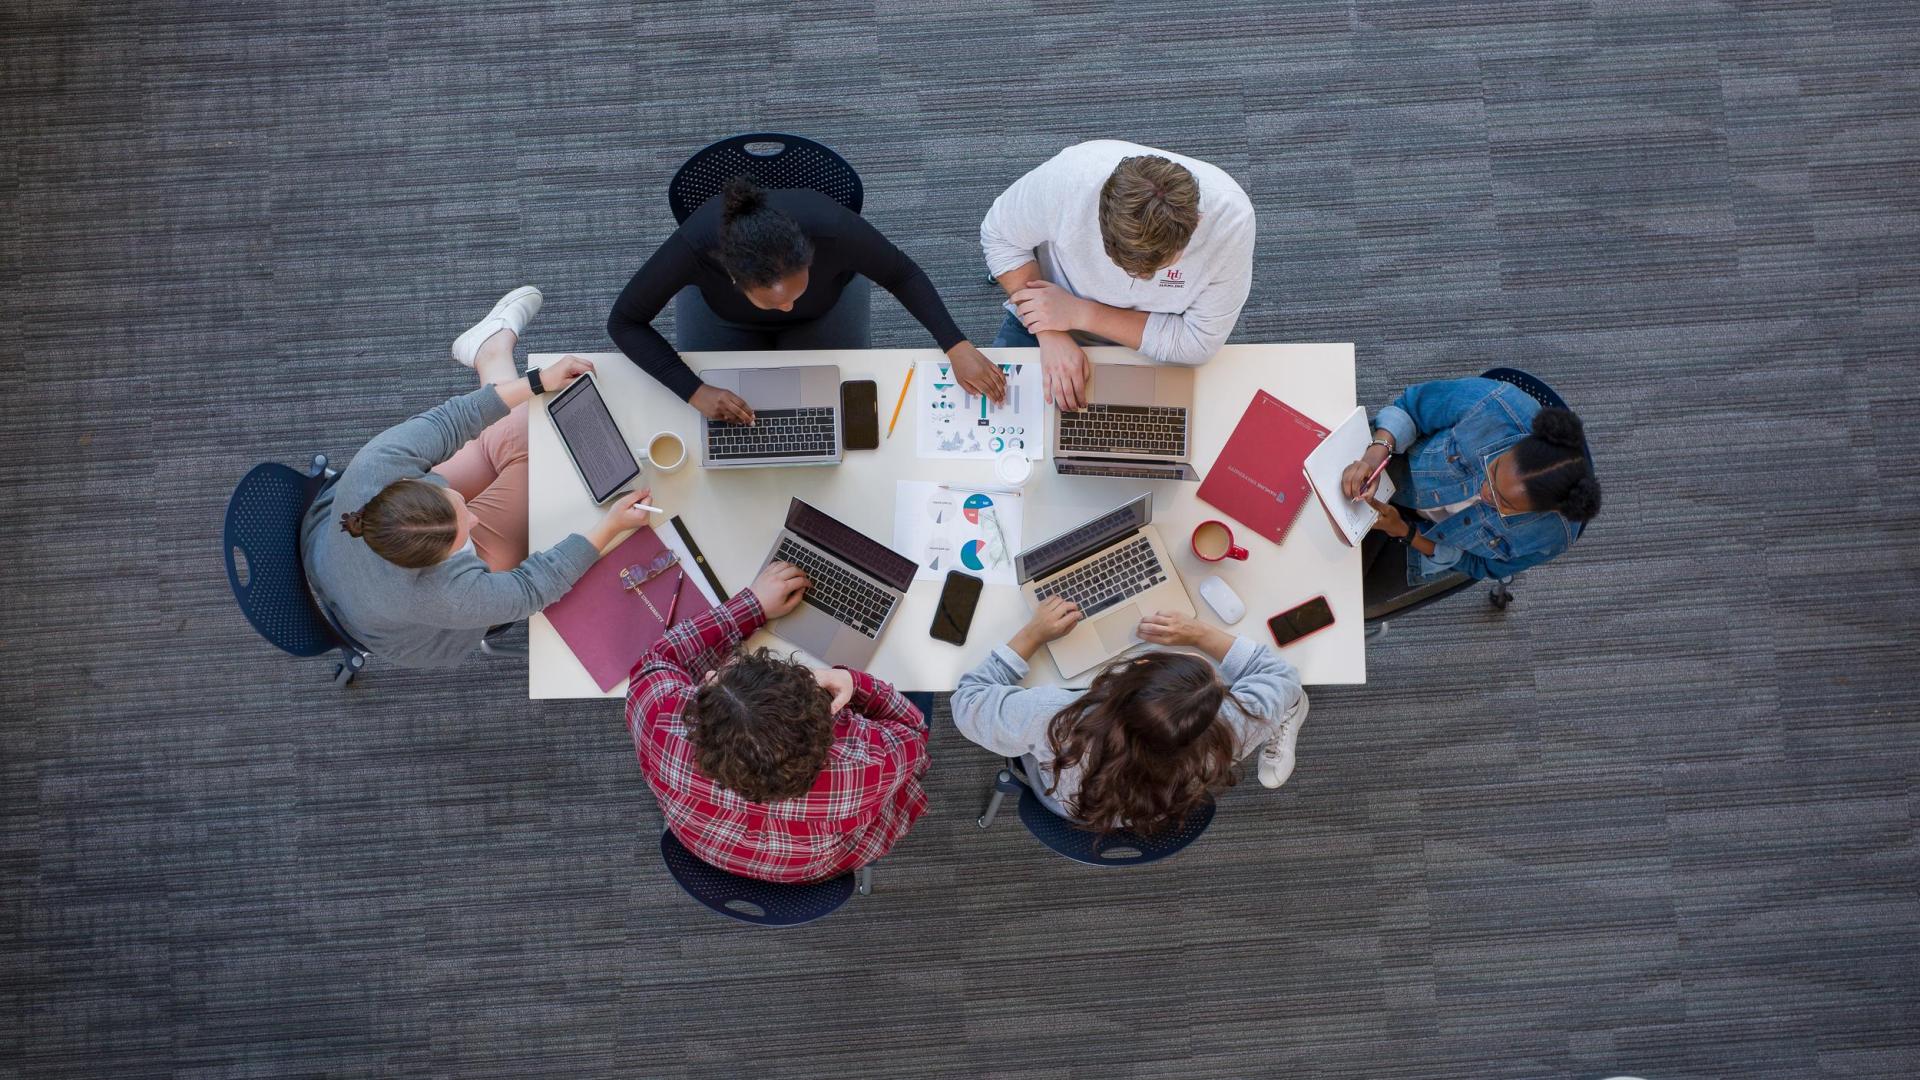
[1337,377,1601,615]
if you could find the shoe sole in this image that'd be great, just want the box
[452,286,543,365]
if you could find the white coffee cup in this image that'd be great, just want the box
[995,448,1034,487]
[646,430,688,473]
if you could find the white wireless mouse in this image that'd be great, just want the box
[1198,576,1245,625]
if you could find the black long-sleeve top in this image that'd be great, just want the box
[607,188,969,401]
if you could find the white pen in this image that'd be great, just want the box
[937,482,1021,495]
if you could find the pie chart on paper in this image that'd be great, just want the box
[960,539,989,571]
[961,493,993,524]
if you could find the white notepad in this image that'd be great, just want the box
[1304,406,1397,546]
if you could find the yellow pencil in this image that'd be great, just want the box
[885,366,914,439]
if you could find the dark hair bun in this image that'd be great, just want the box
[720,175,766,223]
[1531,406,1585,451]
[339,510,365,537]
[1559,476,1602,523]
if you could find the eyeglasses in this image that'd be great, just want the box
[621,552,681,591]
[1479,451,1527,518]
[621,551,686,628]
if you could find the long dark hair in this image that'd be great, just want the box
[1511,406,1601,522]
[340,478,457,569]
[715,175,814,288]
[1046,651,1241,835]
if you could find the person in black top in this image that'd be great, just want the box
[608,176,1007,423]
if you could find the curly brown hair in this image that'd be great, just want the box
[1097,155,1202,278]
[685,648,838,803]
[1046,650,1241,835]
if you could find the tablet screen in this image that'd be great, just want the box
[548,373,640,503]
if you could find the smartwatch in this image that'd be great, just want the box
[526,367,546,395]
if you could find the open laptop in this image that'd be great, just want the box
[700,365,842,468]
[758,498,916,669]
[1016,493,1195,678]
[1051,364,1198,481]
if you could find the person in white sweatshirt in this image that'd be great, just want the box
[979,139,1256,408]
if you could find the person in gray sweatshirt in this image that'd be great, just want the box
[951,599,1309,833]
[302,288,653,669]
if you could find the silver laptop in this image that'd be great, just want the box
[1016,493,1195,679]
[758,498,916,669]
[1050,364,1198,481]
[700,365,843,468]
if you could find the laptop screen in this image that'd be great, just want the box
[785,499,917,592]
[1017,494,1152,583]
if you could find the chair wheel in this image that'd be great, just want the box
[1490,590,1512,610]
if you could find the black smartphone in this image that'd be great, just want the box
[841,379,879,450]
[1268,595,1336,647]
[930,570,984,645]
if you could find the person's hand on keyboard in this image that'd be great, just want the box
[812,667,855,714]
[691,384,755,425]
[750,561,810,619]
[1009,596,1084,659]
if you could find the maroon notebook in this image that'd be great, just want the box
[1196,390,1330,546]
[542,526,714,692]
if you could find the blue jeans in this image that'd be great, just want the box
[991,310,1038,348]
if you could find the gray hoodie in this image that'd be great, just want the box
[301,386,598,668]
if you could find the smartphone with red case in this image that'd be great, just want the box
[1268,595,1335,647]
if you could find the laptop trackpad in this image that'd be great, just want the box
[1095,603,1143,654]
[1099,366,1156,406]
[742,368,800,407]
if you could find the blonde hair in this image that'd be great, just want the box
[1098,155,1201,278]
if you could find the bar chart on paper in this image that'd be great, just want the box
[913,359,1046,460]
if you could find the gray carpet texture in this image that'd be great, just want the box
[3,2,1918,1078]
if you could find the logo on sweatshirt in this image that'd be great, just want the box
[1159,268,1186,289]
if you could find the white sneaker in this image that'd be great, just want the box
[1258,691,1309,789]
[451,286,542,367]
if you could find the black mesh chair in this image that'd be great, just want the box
[1363,367,1589,636]
[223,455,372,686]
[976,763,1215,867]
[667,133,863,224]
[659,830,871,927]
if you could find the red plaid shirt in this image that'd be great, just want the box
[625,590,930,883]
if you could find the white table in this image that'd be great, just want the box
[526,345,1363,699]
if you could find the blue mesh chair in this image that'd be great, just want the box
[975,764,1216,867]
[1364,367,1591,636]
[659,830,870,927]
[668,133,864,224]
[223,455,372,686]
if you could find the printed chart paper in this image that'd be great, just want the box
[914,359,1046,460]
[892,481,1024,586]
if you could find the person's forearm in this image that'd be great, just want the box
[1072,299,1148,350]
[1408,531,1436,558]
[1195,625,1236,663]
[492,377,537,412]
[995,261,1040,299]
[1007,626,1046,661]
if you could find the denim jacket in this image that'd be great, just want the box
[1371,377,1582,584]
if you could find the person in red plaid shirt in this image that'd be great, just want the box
[626,561,930,883]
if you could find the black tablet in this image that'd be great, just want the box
[547,372,641,504]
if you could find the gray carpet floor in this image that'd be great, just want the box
[3,2,1917,1077]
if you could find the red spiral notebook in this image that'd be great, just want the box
[1196,390,1331,546]
[542,526,714,692]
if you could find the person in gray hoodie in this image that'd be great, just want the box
[951,599,1309,833]
[302,288,652,668]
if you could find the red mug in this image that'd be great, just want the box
[1192,520,1249,562]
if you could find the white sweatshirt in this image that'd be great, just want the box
[979,139,1256,366]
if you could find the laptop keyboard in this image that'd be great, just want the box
[772,538,895,638]
[1058,404,1188,456]
[1033,536,1167,618]
[708,407,837,461]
